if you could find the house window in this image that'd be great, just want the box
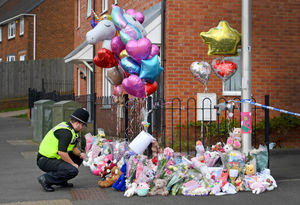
[77,0,80,27]
[20,17,24,35]
[20,55,26,61]
[102,68,111,107]
[222,49,242,96]
[87,0,91,17]
[0,27,2,42]
[102,0,108,13]
[0,58,2,62]
[102,69,111,97]
[6,55,16,62]
[8,21,16,39]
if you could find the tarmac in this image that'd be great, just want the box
[0,112,300,205]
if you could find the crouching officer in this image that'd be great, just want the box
[37,108,89,192]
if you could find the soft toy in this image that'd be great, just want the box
[112,162,127,191]
[99,160,117,178]
[219,169,229,188]
[124,182,137,197]
[235,177,244,192]
[151,139,162,157]
[91,154,112,176]
[195,140,205,159]
[98,166,122,188]
[227,128,242,150]
[136,182,150,196]
[223,144,233,153]
[149,178,169,196]
[245,164,256,176]
[250,180,267,194]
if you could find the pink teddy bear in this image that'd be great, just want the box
[92,154,112,176]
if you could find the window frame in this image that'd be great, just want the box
[102,0,108,13]
[222,49,242,96]
[6,55,16,62]
[0,26,2,42]
[102,68,111,108]
[77,0,80,28]
[87,0,91,17]
[19,17,24,36]
[8,21,16,39]
[19,55,26,61]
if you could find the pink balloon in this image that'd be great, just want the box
[147,44,160,59]
[113,85,123,96]
[111,36,126,57]
[126,9,144,24]
[126,38,152,62]
[122,75,145,98]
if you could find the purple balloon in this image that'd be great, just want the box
[111,36,126,57]
[122,75,145,98]
[147,44,160,59]
[126,38,152,62]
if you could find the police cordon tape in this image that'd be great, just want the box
[238,99,300,117]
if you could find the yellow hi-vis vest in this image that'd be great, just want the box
[38,122,78,159]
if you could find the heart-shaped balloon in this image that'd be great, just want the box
[212,58,237,81]
[147,44,160,59]
[126,38,152,62]
[111,36,125,57]
[190,61,212,85]
[106,66,124,85]
[122,75,145,98]
[145,81,158,96]
[121,57,140,74]
[95,48,117,68]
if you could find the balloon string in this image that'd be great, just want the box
[91,10,100,21]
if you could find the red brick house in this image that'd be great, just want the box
[66,0,300,139]
[0,0,74,62]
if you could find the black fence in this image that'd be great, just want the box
[28,88,271,159]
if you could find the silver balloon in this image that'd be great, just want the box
[190,61,212,85]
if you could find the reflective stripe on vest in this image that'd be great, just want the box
[38,122,78,159]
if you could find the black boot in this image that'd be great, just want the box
[37,175,55,192]
[59,182,74,188]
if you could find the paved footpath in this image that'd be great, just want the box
[0,115,300,205]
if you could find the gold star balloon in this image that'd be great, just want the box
[200,20,241,56]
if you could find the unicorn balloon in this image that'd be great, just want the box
[85,15,116,50]
[111,5,147,45]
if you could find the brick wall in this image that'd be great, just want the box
[0,17,33,60]
[74,1,300,138]
[0,0,74,61]
[31,0,75,59]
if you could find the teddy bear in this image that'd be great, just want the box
[98,166,122,188]
[124,182,137,197]
[227,128,242,150]
[99,160,117,178]
[151,139,162,157]
[235,177,244,192]
[112,162,127,191]
[149,178,169,196]
[245,164,256,176]
[91,154,112,176]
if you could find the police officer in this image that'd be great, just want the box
[37,108,89,192]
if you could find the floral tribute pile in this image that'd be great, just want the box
[82,128,277,197]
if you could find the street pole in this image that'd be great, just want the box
[241,0,252,154]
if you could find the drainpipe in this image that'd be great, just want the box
[160,0,165,101]
[92,0,96,135]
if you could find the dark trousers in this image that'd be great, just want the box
[37,152,83,185]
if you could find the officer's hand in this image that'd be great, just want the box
[79,153,86,160]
